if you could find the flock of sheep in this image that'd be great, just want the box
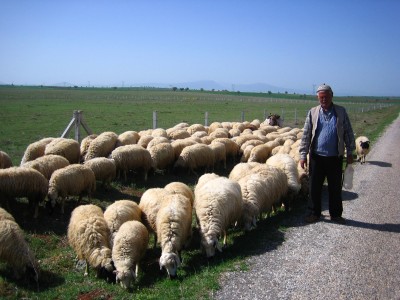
[0,118,370,290]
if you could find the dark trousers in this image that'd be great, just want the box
[308,153,343,218]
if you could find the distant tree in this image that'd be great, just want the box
[180,88,184,91]
[285,91,288,94]
[185,87,189,91]
[200,88,204,91]
[268,91,272,95]
[172,87,178,91]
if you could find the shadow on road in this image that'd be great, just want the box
[365,160,392,167]
[340,219,400,234]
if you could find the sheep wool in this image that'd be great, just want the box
[0,219,40,282]
[194,174,243,258]
[84,131,118,161]
[0,167,48,218]
[173,143,214,175]
[0,150,12,169]
[148,142,175,172]
[67,204,114,277]
[112,220,149,289]
[48,164,96,214]
[116,131,140,147]
[0,207,15,222]
[80,134,98,161]
[157,193,193,278]
[103,200,142,247]
[44,137,80,164]
[164,181,194,206]
[20,137,54,165]
[84,157,116,189]
[22,154,69,180]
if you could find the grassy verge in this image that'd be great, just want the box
[0,87,399,299]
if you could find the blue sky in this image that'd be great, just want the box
[1,0,399,96]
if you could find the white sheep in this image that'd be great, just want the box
[167,128,191,140]
[112,220,149,289]
[194,174,243,257]
[138,188,172,247]
[164,181,195,206]
[44,137,81,164]
[187,124,206,135]
[209,141,227,169]
[110,144,152,181]
[0,166,48,218]
[355,136,370,164]
[170,138,198,160]
[173,143,214,176]
[22,154,69,180]
[248,143,274,163]
[238,166,288,231]
[103,200,142,247]
[67,204,114,277]
[137,135,154,148]
[0,219,40,283]
[157,193,192,278]
[266,153,301,210]
[0,207,15,222]
[148,142,175,173]
[211,138,240,163]
[80,134,98,161]
[20,137,54,165]
[84,131,118,161]
[48,164,96,214]
[228,162,261,182]
[84,157,116,189]
[0,150,13,169]
[116,131,140,147]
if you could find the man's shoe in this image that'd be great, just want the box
[331,216,346,224]
[305,214,320,223]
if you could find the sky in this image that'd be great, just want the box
[1,0,399,96]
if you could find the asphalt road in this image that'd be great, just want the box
[213,115,400,300]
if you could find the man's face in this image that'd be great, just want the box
[317,91,333,110]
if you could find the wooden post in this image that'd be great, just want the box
[205,112,209,126]
[153,111,158,129]
[241,111,245,122]
[61,110,93,142]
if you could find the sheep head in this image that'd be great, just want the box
[115,268,135,289]
[201,235,222,258]
[159,252,181,279]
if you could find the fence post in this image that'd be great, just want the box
[241,111,245,122]
[74,110,81,141]
[264,109,267,121]
[61,110,92,142]
[153,111,158,129]
[294,108,298,125]
[205,112,209,126]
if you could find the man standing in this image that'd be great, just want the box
[299,84,355,224]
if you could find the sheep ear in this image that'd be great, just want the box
[215,241,223,252]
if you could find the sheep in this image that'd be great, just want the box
[209,141,227,169]
[266,153,301,210]
[110,144,152,181]
[164,182,195,206]
[211,138,240,163]
[208,122,223,134]
[138,188,172,247]
[151,128,168,138]
[173,143,214,176]
[84,157,116,189]
[187,124,206,135]
[171,138,198,160]
[0,150,12,169]
[137,135,153,148]
[20,137,54,165]
[67,204,114,277]
[116,131,140,147]
[228,162,261,182]
[22,154,69,180]
[248,143,274,163]
[238,166,288,231]
[194,174,243,257]
[103,200,142,247]
[80,134,98,161]
[84,131,118,161]
[0,219,40,283]
[112,220,149,289]
[0,167,48,218]
[167,128,191,140]
[157,193,193,278]
[146,137,170,149]
[0,207,15,222]
[209,128,229,139]
[44,137,80,164]
[48,164,96,214]
[355,136,370,164]
[148,142,175,173]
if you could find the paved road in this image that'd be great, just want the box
[214,115,400,300]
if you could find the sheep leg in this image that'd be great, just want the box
[84,260,89,276]
[223,230,227,248]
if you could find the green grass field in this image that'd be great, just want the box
[0,86,399,299]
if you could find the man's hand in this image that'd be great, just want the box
[300,158,307,169]
[347,155,354,165]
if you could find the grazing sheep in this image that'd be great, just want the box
[356,136,370,164]
[157,193,192,278]
[137,135,153,148]
[151,128,168,138]
[167,128,191,140]
[80,134,98,161]
[84,131,118,161]
[116,131,140,147]
[20,137,54,165]
[211,138,240,163]
[103,200,142,247]
[112,220,149,289]
[84,157,116,189]
[194,174,243,258]
[44,137,80,164]
[22,154,69,180]
[238,166,288,231]
[48,164,96,214]
[148,142,175,173]
[228,162,261,182]
[138,188,171,247]
[187,124,206,135]
[164,182,194,206]
[173,143,214,176]
[209,141,227,169]
[0,167,48,218]
[0,150,13,169]
[0,219,40,283]
[67,204,114,277]
[0,207,15,222]
[171,138,198,160]
[266,153,301,210]
[146,137,170,149]
[110,144,152,181]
